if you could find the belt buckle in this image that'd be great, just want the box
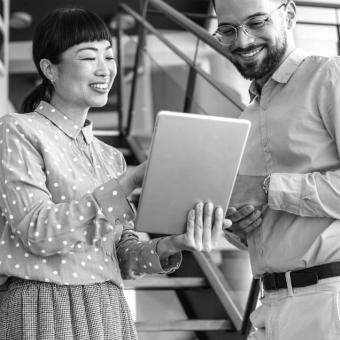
[263,273,278,290]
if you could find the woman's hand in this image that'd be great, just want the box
[118,161,147,196]
[157,201,231,258]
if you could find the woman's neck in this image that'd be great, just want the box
[50,97,89,128]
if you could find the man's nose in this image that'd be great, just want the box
[234,26,256,48]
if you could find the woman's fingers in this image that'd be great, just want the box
[211,206,224,248]
[186,208,195,242]
[194,202,203,251]
[202,202,213,252]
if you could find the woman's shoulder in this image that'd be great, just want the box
[0,111,44,139]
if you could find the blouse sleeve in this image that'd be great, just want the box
[116,228,182,279]
[0,116,133,257]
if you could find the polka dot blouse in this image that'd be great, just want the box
[0,101,181,287]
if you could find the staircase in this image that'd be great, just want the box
[122,251,256,340]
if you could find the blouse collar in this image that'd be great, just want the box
[35,101,94,144]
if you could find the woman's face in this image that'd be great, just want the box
[52,40,116,111]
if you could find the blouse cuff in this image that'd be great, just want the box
[143,238,182,274]
[92,178,135,227]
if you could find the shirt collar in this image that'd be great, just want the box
[249,48,308,99]
[35,101,94,144]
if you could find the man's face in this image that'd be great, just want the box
[214,0,291,81]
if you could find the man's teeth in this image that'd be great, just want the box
[90,83,108,89]
[240,47,263,57]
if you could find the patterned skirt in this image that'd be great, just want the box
[0,278,137,340]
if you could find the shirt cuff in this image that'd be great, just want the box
[267,173,302,214]
[92,178,135,227]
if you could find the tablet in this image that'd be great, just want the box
[135,111,251,235]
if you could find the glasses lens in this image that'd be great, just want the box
[244,16,267,35]
[217,25,237,45]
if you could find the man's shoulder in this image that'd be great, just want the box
[303,54,340,70]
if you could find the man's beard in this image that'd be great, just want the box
[229,32,288,81]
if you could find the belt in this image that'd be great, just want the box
[261,261,340,291]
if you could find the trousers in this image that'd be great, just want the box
[248,277,340,340]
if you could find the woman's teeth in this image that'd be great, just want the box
[90,83,108,90]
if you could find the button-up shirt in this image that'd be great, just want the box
[229,49,340,276]
[0,101,181,286]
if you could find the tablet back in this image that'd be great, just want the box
[135,111,251,235]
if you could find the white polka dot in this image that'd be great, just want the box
[77,244,82,249]
[53,271,58,275]
[34,265,39,270]
[56,224,61,229]
[73,272,78,277]
[54,183,59,187]
[39,106,43,110]
[45,278,50,282]
[104,258,109,263]
[0,241,5,245]
[81,261,86,267]
[51,108,55,112]
[34,231,39,237]
[99,266,104,271]
[112,191,118,196]
[61,195,66,200]
[42,259,47,264]
[15,264,20,269]
[10,235,15,240]
[149,262,152,267]
[79,216,84,221]
[108,207,113,212]
[63,240,68,245]
[87,255,92,260]
[87,202,92,207]
[15,243,20,248]
[7,254,12,259]
[61,259,67,264]
[24,253,29,258]
[150,250,155,254]
[99,186,104,191]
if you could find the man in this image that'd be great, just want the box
[213,0,340,339]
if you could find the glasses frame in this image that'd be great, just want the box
[213,1,290,46]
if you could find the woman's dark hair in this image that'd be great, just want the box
[21,8,112,113]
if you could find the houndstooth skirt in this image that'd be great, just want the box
[0,278,137,340]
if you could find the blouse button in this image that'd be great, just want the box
[115,218,121,225]
[106,251,111,256]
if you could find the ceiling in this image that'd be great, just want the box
[8,0,212,42]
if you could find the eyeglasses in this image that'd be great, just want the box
[213,1,289,46]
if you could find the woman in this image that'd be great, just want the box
[0,8,228,340]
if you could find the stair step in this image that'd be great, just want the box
[135,319,233,332]
[123,277,208,290]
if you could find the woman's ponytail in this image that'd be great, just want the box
[20,78,54,113]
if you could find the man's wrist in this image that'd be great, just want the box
[262,174,271,198]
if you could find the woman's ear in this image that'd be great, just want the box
[286,1,297,29]
[39,58,57,84]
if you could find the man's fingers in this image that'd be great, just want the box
[212,206,224,247]
[243,217,262,233]
[227,205,255,222]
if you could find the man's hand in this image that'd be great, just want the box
[224,205,265,244]
[230,174,267,209]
